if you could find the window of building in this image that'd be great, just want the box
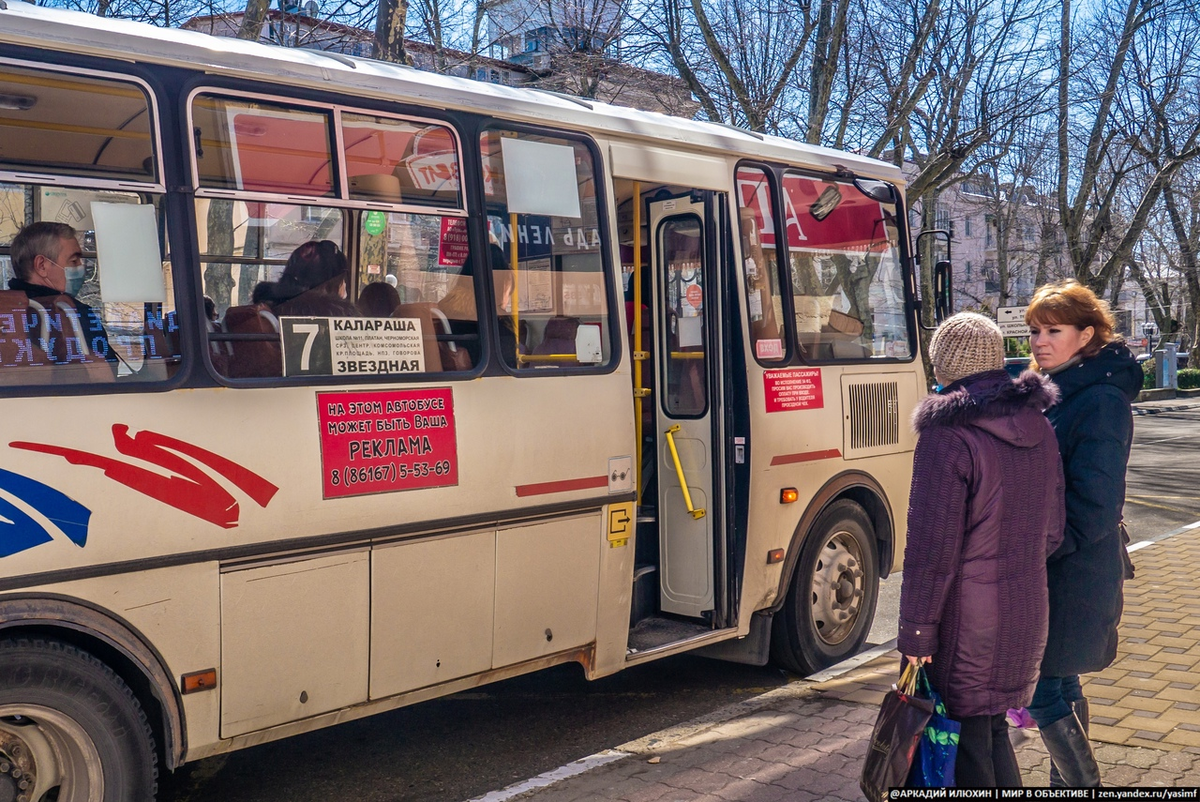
[479,128,613,372]
[964,216,972,237]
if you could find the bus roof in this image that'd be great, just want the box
[0,2,904,186]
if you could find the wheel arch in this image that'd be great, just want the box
[0,594,185,771]
[768,470,894,614]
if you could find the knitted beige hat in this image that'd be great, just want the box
[929,312,1005,385]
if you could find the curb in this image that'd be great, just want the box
[1132,402,1200,416]
[467,641,898,802]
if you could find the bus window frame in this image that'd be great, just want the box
[185,86,468,218]
[183,80,488,386]
[734,161,792,368]
[655,210,710,420]
[0,56,166,194]
[738,160,917,368]
[0,56,182,397]
[476,121,619,378]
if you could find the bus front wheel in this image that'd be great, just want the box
[771,499,879,676]
[0,638,158,802]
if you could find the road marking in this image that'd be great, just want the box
[467,750,631,802]
[1140,434,1200,446]
[804,638,899,683]
[1124,497,1199,514]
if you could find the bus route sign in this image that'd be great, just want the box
[317,388,459,498]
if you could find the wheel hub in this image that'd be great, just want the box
[0,727,38,802]
[809,531,866,646]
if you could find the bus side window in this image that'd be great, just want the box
[479,129,613,372]
[355,213,479,373]
[735,165,787,365]
[0,63,175,389]
[192,92,481,381]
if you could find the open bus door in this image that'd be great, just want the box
[626,184,745,660]
[649,192,721,619]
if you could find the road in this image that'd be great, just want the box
[159,406,1200,802]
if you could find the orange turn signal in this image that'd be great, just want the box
[181,668,218,694]
[767,548,785,565]
[780,488,799,504]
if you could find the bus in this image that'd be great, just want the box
[0,4,944,799]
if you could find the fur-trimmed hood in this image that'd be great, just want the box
[913,368,1060,447]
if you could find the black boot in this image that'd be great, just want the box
[1049,699,1091,786]
[1040,710,1100,787]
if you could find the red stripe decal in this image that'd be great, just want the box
[770,449,842,466]
[516,475,609,497]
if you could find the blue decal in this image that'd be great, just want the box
[0,468,91,554]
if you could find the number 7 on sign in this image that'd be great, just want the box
[293,323,320,372]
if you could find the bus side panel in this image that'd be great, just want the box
[494,514,600,666]
[736,366,920,619]
[220,551,370,737]
[370,530,495,698]
[33,564,222,760]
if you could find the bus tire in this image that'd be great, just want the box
[0,638,158,802]
[771,499,879,676]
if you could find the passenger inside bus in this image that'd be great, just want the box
[255,240,359,319]
[225,240,359,378]
[6,221,114,369]
[357,280,401,317]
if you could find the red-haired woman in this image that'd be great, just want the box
[1025,281,1142,787]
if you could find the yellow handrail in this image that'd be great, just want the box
[664,424,705,519]
[633,181,644,505]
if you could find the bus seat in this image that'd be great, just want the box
[0,291,54,378]
[223,304,282,378]
[29,297,115,382]
[393,302,445,372]
[349,173,402,201]
[532,316,580,362]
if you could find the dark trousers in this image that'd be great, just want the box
[952,712,1021,787]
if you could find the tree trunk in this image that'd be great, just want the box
[374,0,411,64]
[205,200,236,317]
[238,0,270,41]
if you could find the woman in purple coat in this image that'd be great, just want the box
[899,313,1065,787]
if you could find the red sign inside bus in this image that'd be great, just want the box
[735,170,890,254]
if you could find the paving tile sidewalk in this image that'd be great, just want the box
[496,529,1200,801]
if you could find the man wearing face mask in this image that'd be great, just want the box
[9,221,112,363]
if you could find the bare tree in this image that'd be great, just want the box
[1054,0,1200,292]
[629,0,819,132]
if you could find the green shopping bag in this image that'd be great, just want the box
[906,666,961,787]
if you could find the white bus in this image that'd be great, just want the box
[0,5,943,799]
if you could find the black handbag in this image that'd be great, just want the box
[860,662,936,801]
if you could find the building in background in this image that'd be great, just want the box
[182,8,697,117]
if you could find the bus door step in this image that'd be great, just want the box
[630,564,658,627]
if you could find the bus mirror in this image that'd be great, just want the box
[934,260,953,323]
[852,178,896,205]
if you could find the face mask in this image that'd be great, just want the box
[50,259,86,296]
[64,265,86,296]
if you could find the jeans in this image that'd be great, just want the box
[1027,675,1084,729]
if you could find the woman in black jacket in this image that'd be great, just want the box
[1025,281,1142,787]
